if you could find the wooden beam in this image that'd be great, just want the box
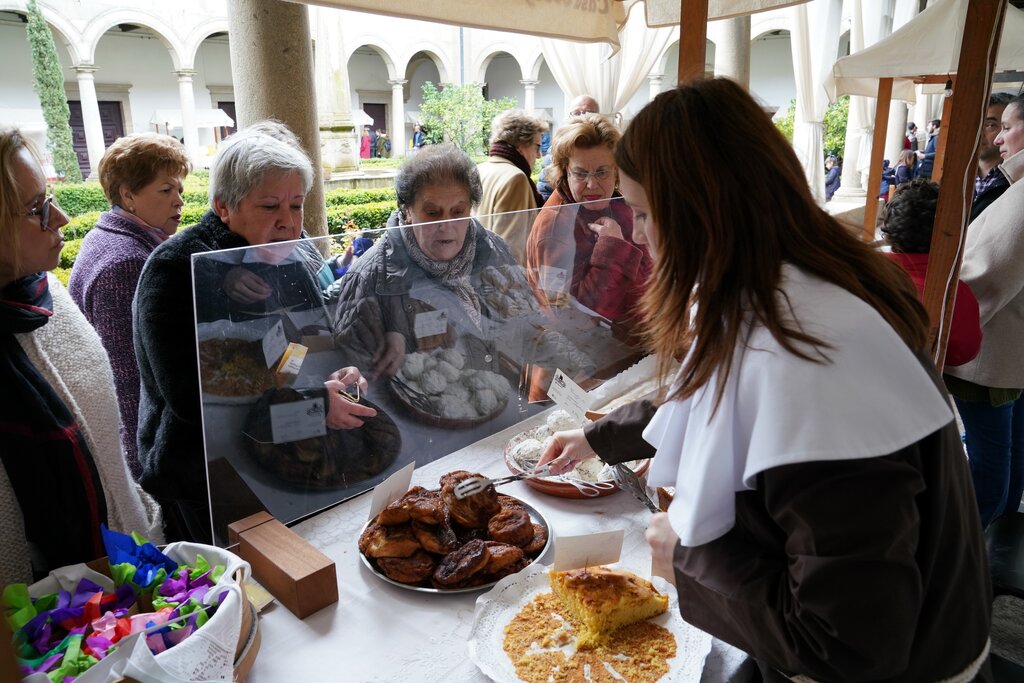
[914,75,955,85]
[932,84,955,183]
[862,77,893,242]
[921,2,1006,371]
[677,0,709,83]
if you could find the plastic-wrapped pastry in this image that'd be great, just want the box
[437,347,465,370]
[435,359,461,383]
[420,368,448,395]
[546,409,583,433]
[472,388,500,416]
[402,352,428,380]
[438,395,476,420]
[509,438,545,469]
[444,382,471,402]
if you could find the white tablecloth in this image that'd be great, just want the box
[246,407,753,682]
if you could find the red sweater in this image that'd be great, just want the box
[886,251,982,367]
[526,188,652,324]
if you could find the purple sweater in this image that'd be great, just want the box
[69,211,163,479]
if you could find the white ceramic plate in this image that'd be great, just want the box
[467,562,713,682]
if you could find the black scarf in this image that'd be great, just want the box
[0,273,108,577]
[489,141,545,209]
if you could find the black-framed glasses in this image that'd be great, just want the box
[568,168,612,183]
[21,195,62,235]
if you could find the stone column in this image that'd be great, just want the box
[175,70,200,163]
[836,0,868,197]
[73,65,105,179]
[520,80,539,113]
[314,8,357,175]
[388,79,407,159]
[647,74,663,102]
[714,16,750,88]
[227,0,326,237]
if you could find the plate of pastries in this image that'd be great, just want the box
[468,563,712,682]
[358,470,550,593]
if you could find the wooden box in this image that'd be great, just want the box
[236,517,338,619]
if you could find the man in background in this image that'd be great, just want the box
[971,93,1014,222]
[916,119,940,179]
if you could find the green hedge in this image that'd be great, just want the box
[324,187,396,207]
[63,211,102,240]
[54,183,109,216]
[60,238,81,269]
[326,201,395,234]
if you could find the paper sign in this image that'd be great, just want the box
[547,369,589,421]
[275,342,307,377]
[269,397,327,444]
[538,265,568,294]
[414,310,448,339]
[553,530,624,571]
[367,461,416,521]
[262,320,288,368]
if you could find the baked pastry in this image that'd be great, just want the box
[482,541,524,575]
[440,471,500,528]
[357,522,421,559]
[433,539,490,586]
[412,519,459,555]
[378,487,443,526]
[549,566,668,649]
[376,550,436,584]
[487,508,534,547]
[522,523,548,556]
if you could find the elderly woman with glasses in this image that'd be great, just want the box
[476,109,548,264]
[134,125,373,542]
[0,128,163,585]
[69,133,190,480]
[526,113,651,326]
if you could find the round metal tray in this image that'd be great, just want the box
[358,497,551,594]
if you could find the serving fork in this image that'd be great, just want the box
[452,466,554,499]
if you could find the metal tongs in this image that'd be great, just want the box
[612,463,660,513]
[390,375,434,413]
[453,466,555,499]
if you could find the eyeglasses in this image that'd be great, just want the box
[20,195,63,236]
[569,109,598,116]
[568,168,613,183]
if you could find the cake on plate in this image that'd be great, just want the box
[549,566,668,648]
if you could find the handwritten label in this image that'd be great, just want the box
[553,530,624,571]
[269,397,327,444]
[368,462,416,521]
[414,310,448,339]
[547,369,588,421]
[538,265,568,294]
[262,320,288,368]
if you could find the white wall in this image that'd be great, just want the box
[750,31,795,111]
[483,53,523,104]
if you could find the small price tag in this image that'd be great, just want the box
[269,397,327,444]
[547,369,588,421]
[275,342,307,377]
[368,462,416,521]
[414,310,448,339]
[262,320,288,368]
[553,530,624,571]
[538,265,568,294]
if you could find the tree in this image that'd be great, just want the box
[25,0,82,182]
[418,82,517,156]
[773,95,849,158]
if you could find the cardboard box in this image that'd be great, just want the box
[236,518,337,619]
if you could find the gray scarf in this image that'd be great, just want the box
[399,219,482,328]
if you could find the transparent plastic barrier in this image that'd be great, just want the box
[192,197,651,545]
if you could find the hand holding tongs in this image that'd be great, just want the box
[453,466,554,499]
[612,463,660,514]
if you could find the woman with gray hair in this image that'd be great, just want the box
[134,123,373,542]
[476,109,548,263]
[334,143,523,380]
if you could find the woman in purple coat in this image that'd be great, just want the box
[69,133,190,479]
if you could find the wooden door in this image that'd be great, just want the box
[68,100,125,179]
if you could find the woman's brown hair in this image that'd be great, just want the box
[614,78,928,408]
[547,113,620,200]
[98,133,190,206]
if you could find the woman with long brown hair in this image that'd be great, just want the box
[538,79,992,681]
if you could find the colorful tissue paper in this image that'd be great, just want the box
[101,526,178,591]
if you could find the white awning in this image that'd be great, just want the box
[149,108,235,129]
[352,109,374,127]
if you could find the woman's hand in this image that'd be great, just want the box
[587,216,624,241]
[323,366,377,429]
[222,267,273,304]
[536,428,598,475]
[371,331,406,379]
[645,513,678,573]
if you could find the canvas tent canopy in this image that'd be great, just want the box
[149,108,235,131]
[825,0,1024,102]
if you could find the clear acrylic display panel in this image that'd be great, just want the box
[192,198,650,544]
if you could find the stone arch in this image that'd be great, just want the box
[527,52,547,82]
[656,38,715,78]
[750,12,791,44]
[0,3,83,64]
[345,42,398,81]
[475,47,528,84]
[398,45,452,85]
[184,19,231,66]
[81,8,188,70]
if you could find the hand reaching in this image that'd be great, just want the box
[587,216,624,241]
[536,428,598,475]
[371,331,406,379]
[222,267,272,304]
[323,366,377,429]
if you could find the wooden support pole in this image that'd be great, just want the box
[862,77,893,242]
[921,2,1006,371]
[677,0,710,83]
[932,85,956,183]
